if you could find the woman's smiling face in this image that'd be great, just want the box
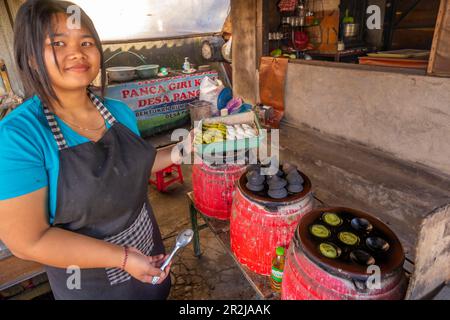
[44,13,100,92]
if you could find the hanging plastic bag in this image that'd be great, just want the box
[259,57,289,128]
[199,76,224,116]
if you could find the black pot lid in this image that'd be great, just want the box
[287,170,304,184]
[295,207,405,280]
[268,188,288,199]
[238,169,312,205]
[287,183,304,193]
[246,171,265,185]
[268,176,288,189]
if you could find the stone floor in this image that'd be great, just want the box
[149,164,259,300]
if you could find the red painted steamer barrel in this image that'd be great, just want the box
[193,161,247,220]
[230,170,314,275]
[282,207,408,300]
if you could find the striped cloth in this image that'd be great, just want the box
[42,90,117,151]
[105,204,155,286]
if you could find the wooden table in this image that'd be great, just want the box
[187,192,279,300]
[0,256,45,292]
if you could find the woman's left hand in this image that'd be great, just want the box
[149,254,172,285]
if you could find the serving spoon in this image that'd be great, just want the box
[151,229,194,285]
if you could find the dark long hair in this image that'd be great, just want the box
[13,0,106,107]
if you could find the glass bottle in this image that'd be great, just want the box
[183,57,191,72]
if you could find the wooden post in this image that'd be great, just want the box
[231,0,258,104]
[406,203,450,299]
[231,0,269,104]
[428,0,450,77]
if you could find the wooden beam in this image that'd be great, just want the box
[393,0,423,27]
[4,0,14,29]
[406,203,450,300]
[384,0,399,50]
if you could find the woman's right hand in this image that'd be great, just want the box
[124,247,171,285]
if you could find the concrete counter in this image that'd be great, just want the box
[283,60,450,177]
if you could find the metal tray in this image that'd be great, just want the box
[195,111,266,156]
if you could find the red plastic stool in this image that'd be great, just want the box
[149,164,184,192]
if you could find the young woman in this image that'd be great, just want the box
[0,0,191,300]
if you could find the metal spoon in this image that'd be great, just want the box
[151,229,194,285]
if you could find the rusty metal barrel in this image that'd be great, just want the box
[230,169,314,275]
[193,160,247,220]
[282,207,408,300]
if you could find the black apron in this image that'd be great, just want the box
[42,92,171,300]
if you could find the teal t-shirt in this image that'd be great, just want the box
[0,95,141,224]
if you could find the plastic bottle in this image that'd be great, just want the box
[270,246,286,292]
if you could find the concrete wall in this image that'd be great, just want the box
[284,61,450,176]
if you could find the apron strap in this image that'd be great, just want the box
[43,91,117,151]
[42,104,69,151]
[87,91,117,127]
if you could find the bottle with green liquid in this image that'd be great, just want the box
[270,246,286,292]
